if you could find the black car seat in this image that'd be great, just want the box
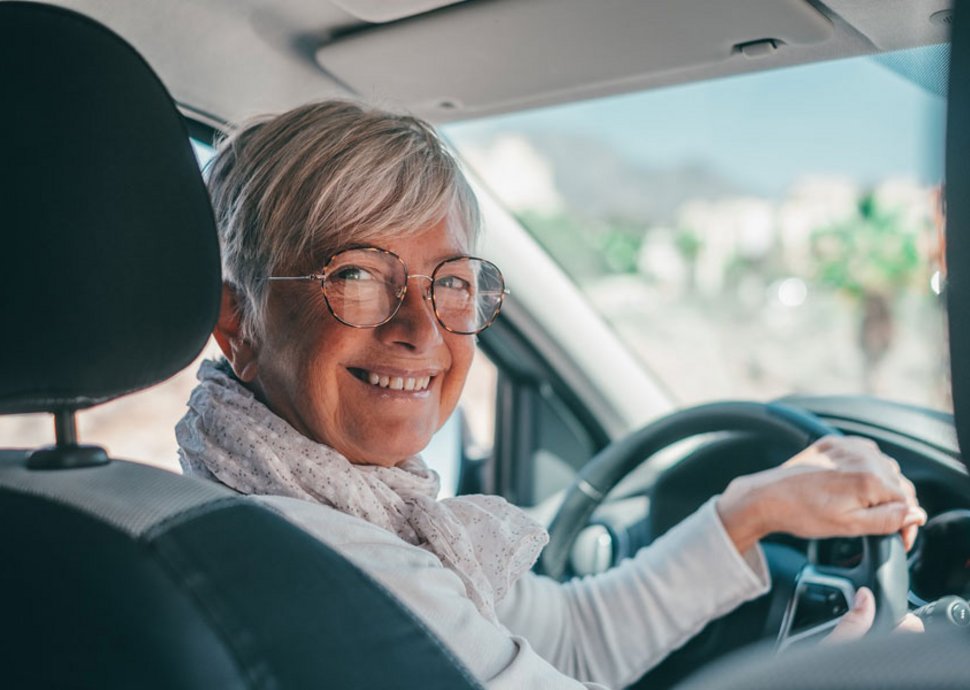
[0,3,481,688]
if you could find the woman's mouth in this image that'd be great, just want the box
[347,367,434,392]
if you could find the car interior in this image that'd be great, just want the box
[2,0,969,688]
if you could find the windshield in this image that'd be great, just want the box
[446,45,950,411]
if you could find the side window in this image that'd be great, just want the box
[530,384,598,505]
[423,346,599,507]
[493,374,599,508]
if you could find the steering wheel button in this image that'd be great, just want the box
[949,600,970,626]
[792,584,850,632]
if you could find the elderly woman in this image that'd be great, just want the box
[177,101,925,689]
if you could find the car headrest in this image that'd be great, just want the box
[947,2,970,469]
[0,2,220,415]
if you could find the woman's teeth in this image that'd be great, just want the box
[365,371,431,391]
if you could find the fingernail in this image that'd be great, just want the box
[853,587,871,610]
[906,506,928,523]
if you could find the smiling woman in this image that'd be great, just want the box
[163,97,929,690]
[193,101,484,466]
[5,3,968,689]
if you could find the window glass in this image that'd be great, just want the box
[191,138,215,168]
[446,45,950,411]
[530,384,598,505]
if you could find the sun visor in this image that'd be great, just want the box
[331,0,469,24]
[316,0,832,118]
[823,0,952,51]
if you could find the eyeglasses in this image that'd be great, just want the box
[268,247,508,335]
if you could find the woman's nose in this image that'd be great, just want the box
[378,276,442,350]
[408,274,434,302]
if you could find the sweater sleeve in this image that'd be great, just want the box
[495,497,770,689]
[255,494,611,690]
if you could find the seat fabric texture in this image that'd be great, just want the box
[0,453,481,689]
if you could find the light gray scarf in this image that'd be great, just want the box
[176,359,548,622]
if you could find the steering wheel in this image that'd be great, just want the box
[539,401,910,647]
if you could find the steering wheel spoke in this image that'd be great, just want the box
[778,566,856,651]
[779,533,909,650]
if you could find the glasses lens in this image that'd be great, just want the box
[432,257,505,334]
[322,249,405,327]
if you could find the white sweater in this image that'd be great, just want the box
[255,494,770,689]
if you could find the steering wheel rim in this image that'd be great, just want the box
[540,400,909,641]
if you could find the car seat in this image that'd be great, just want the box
[0,3,481,688]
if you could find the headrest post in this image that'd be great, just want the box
[54,409,78,447]
[25,410,110,471]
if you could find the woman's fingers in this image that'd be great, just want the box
[901,506,928,551]
[898,475,917,504]
[860,476,925,549]
[823,590,925,647]
[895,613,925,634]
[730,434,925,545]
[815,436,921,508]
[824,587,875,644]
[848,501,911,536]
[901,524,920,551]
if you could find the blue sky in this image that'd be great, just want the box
[446,46,947,199]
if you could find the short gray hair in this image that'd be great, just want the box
[206,100,481,341]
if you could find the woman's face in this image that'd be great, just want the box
[250,219,476,466]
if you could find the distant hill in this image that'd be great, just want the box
[524,129,749,224]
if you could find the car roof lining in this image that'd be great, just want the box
[318,0,840,120]
[45,0,952,127]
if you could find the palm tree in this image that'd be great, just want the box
[811,192,928,392]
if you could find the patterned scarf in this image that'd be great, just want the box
[176,359,548,622]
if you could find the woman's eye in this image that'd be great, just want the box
[330,265,377,282]
[436,275,472,292]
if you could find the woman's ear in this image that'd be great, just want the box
[212,284,259,382]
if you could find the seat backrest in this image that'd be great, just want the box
[0,4,481,688]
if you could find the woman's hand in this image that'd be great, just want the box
[716,435,927,554]
[823,587,925,643]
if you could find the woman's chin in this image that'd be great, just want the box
[344,451,422,467]
[341,433,435,467]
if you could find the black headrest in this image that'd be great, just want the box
[0,2,220,414]
[947,2,970,468]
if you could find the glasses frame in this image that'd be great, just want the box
[268,246,509,335]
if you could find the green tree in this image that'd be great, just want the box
[517,209,644,282]
[674,228,703,293]
[811,192,928,391]
[517,209,603,283]
[596,216,644,275]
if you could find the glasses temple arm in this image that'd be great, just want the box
[266,275,322,281]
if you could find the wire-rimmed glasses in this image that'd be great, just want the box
[268,247,508,335]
